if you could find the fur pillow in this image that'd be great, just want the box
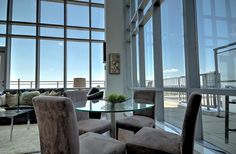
[49,90,61,96]
[20,91,40,105]
[0,94,6,106]
[39,91,50,96]
[6,93,18,107]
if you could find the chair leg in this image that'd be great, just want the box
[116,127,119,140]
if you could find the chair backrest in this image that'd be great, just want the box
[133,90,156,118]
[181,92,202,154]
[33,96,80,154]
[64,90,89,121]
[64,90,87,102]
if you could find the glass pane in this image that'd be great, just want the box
[67,29,89,39]
[92,43,105,88]
[41,1,64,25]
[144,18,154,87]
[217,48,236,88]
[40,40,64,88]
[0,24,6,34]
[230,0,236,18]
[67,4,89,27]
[130,0,136,18]
[91,0,104,4]
[215,0,226,17]
[91,7,104,28]
[197,0,236,153]
[0,0,7,20]
[10,38,36,89]
[12,25,36,36]
[67,41,89,88]
[161,0,185,87]
[197,0,236,89]
[91,31,104,40]
[201,94,236,154]
[75,0,89,2]
[40,27,64,37]
[164,91,187,128]
[12,0,36,22]
[136,34,140,86]
[0,37,5,47]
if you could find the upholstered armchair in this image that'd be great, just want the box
[116,90,156,139]
[33,96,125,154]
[126,92,202,154]
[64,90,111,135]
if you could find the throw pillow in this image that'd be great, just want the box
[39,91,50,96]
[49,90,62,96]
[0,94,6,106]
[6,93,18,107]
[20,91,40,105]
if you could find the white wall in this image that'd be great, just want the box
[105,0,127,96]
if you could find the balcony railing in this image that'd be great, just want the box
[9,80,105,89]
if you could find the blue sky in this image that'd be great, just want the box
[1,0,236,86]
[160,0,236,80]
[1,0,105,84]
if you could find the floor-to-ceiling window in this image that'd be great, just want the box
[196,0,236,152]
[1,0,105,89]
[136,34,140,86]
[126,0,236,153]
[0,0,7,47]
[144,18,154,87]
[67,41,89,88]
[129,0,154,88]
[161,0,187,129]
[40,40,64,88]
[10,38,36,88]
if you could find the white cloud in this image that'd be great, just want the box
[163,68,179,74]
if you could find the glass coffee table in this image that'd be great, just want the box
[0,109,33,141]
[76,99,154,138]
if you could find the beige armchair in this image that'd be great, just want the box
[64,90,111,135]
[33,96,125,154]
[116,90,156,139]
[126,92,202,154]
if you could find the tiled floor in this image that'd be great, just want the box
[156,121,226,154]
[164,97,236,154]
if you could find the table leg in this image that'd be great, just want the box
[27,112,30,130]
[110,113,116,138]
[10,117,14,141]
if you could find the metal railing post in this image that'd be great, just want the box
[225,95,229,143]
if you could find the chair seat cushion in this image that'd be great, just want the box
[80,132,125,154]
[78,119,111,135]
[126,127,181,154]
[116,115,155,132]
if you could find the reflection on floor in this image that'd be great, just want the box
[164,97,236,154]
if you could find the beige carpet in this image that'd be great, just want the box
[0,124,134,154]
[0,124,40,154]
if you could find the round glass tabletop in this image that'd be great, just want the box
[75,99,154,113]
